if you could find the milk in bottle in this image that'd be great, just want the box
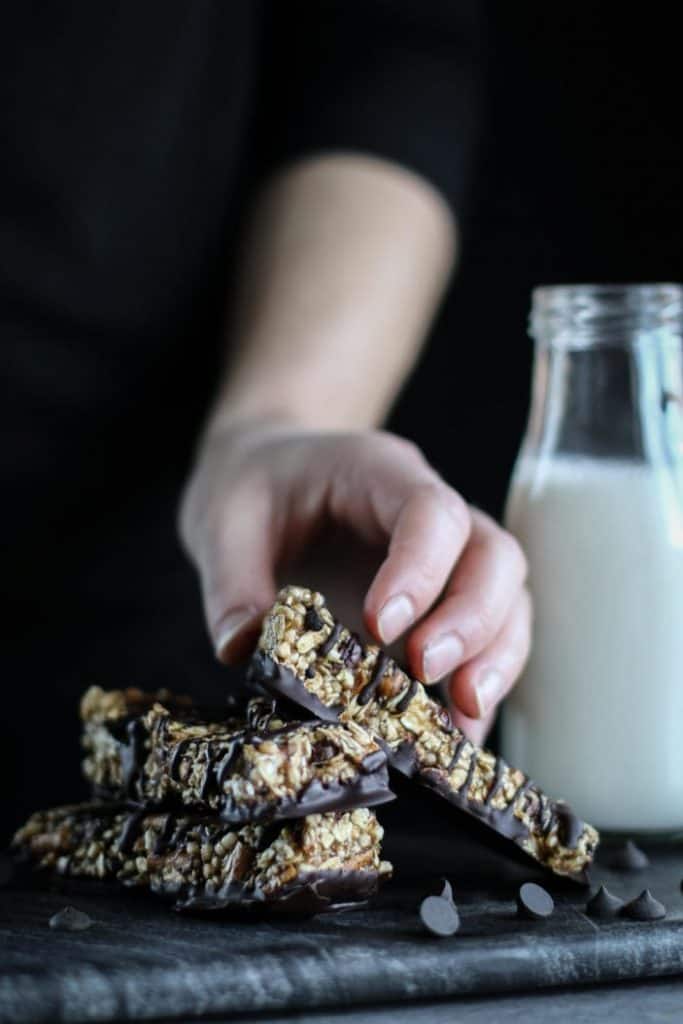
[501,284,683,832]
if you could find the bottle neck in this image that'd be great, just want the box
[525,340,683,465]
[525,284,683,465]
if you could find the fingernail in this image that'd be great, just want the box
[423,633,464,683]
[214,606,258,662]
[474,668,506,718]
[377,593,414,644]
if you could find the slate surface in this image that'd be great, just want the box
[2,810,683,1024]
[226,978,683,1024]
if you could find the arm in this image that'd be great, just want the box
[212,154,455,432]
[180,155,530,743]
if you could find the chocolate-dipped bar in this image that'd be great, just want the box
[81,686,393,824]
[249,585,599,879]
[13,802,392,914]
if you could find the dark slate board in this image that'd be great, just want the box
[2,815,683,1024]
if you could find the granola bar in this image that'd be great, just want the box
[81,686,393,823]
[12,802,392,914]
[248,585,600,879]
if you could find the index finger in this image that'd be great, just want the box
[363,481,471,645]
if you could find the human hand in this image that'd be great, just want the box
[179,420,531,743]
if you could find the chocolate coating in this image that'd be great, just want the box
[419,895,460,937]
[608,840,650,871]
[49,906,93,931]
[92,681,394,824]
[173,869,382,916]
[517,882,554,920]
[622,889,666,921]
[585,885,624,919]
[248,651,339,724]
[249,651,593,883]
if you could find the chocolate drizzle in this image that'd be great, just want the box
[214,738,243,790]
[117,808,146,855]
[446,734,467,773]
[462,746,478,797]
[319,622,342,657]
[483,757,507,807]
[168,739,192,782]
[152,813,176,856]
[119,719,147,798]
[97,673,393,827]
[395,677,418,713]
[358,654,389,706]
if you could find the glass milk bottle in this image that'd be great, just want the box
[501,283,683,833]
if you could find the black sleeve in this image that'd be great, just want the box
[254,0,485,217]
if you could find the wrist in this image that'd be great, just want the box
[205,374,374,440]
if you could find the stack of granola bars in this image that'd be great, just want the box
[14,583,599,916]
[13,685,394,913]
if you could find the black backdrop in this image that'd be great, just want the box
[3,5,681,837]
[393,5,682,515]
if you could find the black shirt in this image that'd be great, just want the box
[0,1,481,833]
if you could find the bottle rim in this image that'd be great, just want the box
[530,282,683,348]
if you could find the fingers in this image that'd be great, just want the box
[448,586,532,722]
[405,509,527,684]
[449,706,495,747]
[189,481,278,664]
[359,439,471,645]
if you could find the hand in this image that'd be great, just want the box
[179,420,531,743]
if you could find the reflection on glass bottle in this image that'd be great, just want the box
[501,283,683,833]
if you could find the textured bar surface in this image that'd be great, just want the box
[81,686,393,823]
[249,585,599,878]
[12,802,391,914]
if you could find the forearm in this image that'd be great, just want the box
[210,153,457,433]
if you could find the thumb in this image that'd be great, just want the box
[193,488,277,664]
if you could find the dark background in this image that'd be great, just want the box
[393,6,682,512]
[3,5,681,838]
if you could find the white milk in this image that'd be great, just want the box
[501,455,683,832]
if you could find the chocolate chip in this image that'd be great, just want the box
[622,889,666,921]
[608,840,649,871]
[311,741,337,763]
[585,884,624,919]
[338,633,363,668]
[419,895,460,937]
[304,608,324,632]
[305,666,315,678]
[49,906,93,931]
[517,882,554,920]
[440,878,454,904]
